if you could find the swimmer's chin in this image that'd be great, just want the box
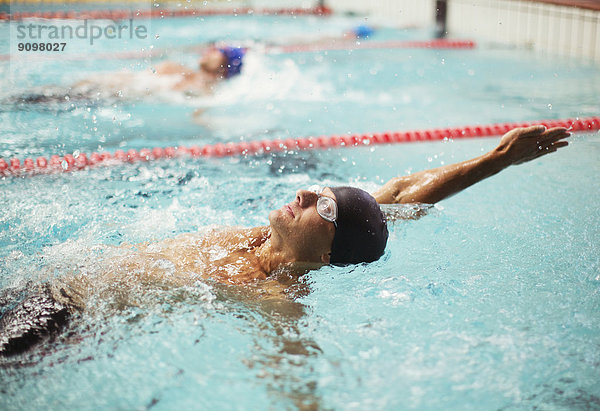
[268,208,283,225]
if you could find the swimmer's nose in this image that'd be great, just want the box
[296,189,318,209]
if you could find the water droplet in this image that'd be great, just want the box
[155,34,160,39]
[73,150,80,158]
[61,160,68,170]
[547,104,553,110]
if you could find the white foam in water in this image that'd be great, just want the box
[190,53,336,139]
[122,204,179,238]
[192,52,333,112]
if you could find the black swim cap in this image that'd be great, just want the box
[329,186,388,265]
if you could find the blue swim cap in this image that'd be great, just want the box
[353,24,374,39]
[218,47,246,78]
[329,187,388,265]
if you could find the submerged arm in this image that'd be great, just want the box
[373,126,570,204]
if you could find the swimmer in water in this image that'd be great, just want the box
[77,45,246,98]
[6,46,246,108]
[0,125,570,356]
[266,23,375,51]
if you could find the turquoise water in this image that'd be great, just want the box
[1,13,600,410]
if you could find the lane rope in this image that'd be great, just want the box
[0,6,332,21]
[1,116,598,177]
[264,39,476,54]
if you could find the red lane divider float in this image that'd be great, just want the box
[1,117,598,177]
[0,6,331,21]
[266,39,476,54]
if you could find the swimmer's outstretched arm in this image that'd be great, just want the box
[373,126,570,204]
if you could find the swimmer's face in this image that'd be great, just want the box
[269,188,337,264]
[199,48,228,77]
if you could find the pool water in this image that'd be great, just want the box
[1,12,600,410]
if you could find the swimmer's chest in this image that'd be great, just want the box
[153,228,268,283]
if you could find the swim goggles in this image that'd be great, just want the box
[308,185,338,227]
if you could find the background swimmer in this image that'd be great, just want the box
[5,46,246,109]
[264,23,376,50]
[75,46,245,98]
[0,125,570,356]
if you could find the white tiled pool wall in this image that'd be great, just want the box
[325,0,436,27]
[326,0,600,63]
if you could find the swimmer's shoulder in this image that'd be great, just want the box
[154,61,192,75]
[172,71,218,95]
[246,226,270,240]
[218,226,270,249]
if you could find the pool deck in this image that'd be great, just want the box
[531,0,600,10]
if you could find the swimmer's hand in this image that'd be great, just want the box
[495,125,570,166]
